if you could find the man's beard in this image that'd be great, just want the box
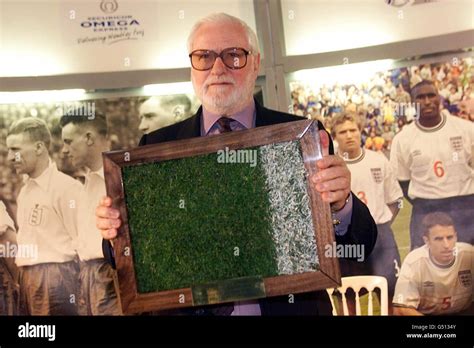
[193,74,255,114]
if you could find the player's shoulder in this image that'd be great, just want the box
[404,245,430,265]
[456,242,474,255]
[364,148,388,162]
[446,113,474,130]
[392,122,417,142]
[53,167,82,189]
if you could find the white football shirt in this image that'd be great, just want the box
[15,161,81,266]
[343,149,402,224]
[393,242,473,315]
[390,112,474,199]
[76,167,107,261]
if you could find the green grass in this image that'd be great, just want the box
[392,198,412,262]
[122,151,278,293]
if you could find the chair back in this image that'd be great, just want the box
[326,276,388,315]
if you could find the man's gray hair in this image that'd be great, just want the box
[8,117,51,149]
[187,12,260,54]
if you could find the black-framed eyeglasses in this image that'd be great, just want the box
[189,47,251,71]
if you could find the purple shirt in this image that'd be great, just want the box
[201,100,256,136]
[200,101,352,314]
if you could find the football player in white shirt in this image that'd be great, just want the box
[393,212,473,315]
[332,114,403,297]
[6,117,81,315]
[390,80,474,249]
[60,109,121,315]
[0,200,19,315]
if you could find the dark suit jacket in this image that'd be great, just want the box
[121,100,377,315]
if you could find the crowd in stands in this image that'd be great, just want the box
[290,57,474,157]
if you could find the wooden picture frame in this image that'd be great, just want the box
[103,119,341,314]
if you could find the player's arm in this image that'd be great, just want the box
[393,306,423,316]
[398,180,413,204]
[388,201,400,224]
[393,257,423,315]
[0,226,19,281]
[0,202,18,280]
[390,135,413,204]
[57,182,82,240]
[383,155,403,223]
[468,120,474,169]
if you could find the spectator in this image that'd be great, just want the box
[365,130,385,152]
[394,84,411,104]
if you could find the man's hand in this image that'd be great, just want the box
[96,196,121,240]
[311,130,351,211]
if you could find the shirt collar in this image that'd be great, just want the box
[24,159,55,191]
[415,112,447,133]
[85,166,105,182]
[201,99,256,135]
[428,247,456,269]
[341,148,365,164]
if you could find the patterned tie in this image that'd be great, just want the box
[217,117,233,133]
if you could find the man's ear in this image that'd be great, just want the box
[34,141,46,155]
[253,53,261,74]
[422,235,429,245]
[85,131,95,146]
[172,105,185,119]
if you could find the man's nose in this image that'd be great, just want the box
[210,56,227,75]
[443,238,451,248]
[7,150,15,162]
[138,120,148,132]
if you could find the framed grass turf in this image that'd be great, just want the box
[103,119,341,314]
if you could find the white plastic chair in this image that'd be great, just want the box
[326,276,388,316]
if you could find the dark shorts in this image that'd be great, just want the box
[0,260,19,315]
[19,261,80,315]
[78,259,122,316]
